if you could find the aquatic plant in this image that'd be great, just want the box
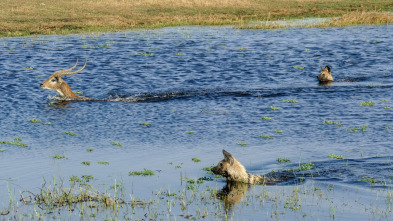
[192,158,200,163]
[75,91,84,95]
[86,148,94,152]
[53,155,66,159]
[293,66,304,70]
[283,99,298,103]
[322,120,343,126]
[64,131,76,136]
[262,116,274,121]
[360,101,374,106]
[24,67,35,71]
[202,166,214,174]
[269,106,279,110]
[347,125,368,133]
[274,130,283,133]
[0,139,28,147]
[44,122,51,125]
[259,134,274,139]
[386,126,393,129]
[140,122,152,127]
[81,161,91,166]
[110,142,122,146]
[298,162,314,171]
[186,131,195,134]
[360,176,382,184]
[29,118,42,123]
[276,158,291,163]
[237,142,247,146]
[98,161,109,165]
[384,106,391,109]
[381,99,388,102]
[129,169,155,176]
[327,153,345,160]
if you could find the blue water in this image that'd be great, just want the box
[1,25,393,220]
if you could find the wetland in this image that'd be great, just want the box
[1,24,393,220]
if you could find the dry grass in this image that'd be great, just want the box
[0,0,392,36]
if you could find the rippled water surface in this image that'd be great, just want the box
[1,25,393,220]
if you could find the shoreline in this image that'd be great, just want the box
[1,0,392,37]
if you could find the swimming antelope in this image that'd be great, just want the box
[40,59,91,100]
[317,65,333,83]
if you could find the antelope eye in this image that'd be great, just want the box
[51,79,56,82]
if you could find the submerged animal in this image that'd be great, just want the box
[317,65,333,83]
[40,59,91,100]
[211,149,279,185]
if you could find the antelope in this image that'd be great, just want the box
[40,59,91,100]
[211,150,279,185]
[317,65,333,83]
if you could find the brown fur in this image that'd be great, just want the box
[40,60,91,100]
[211,150,278,185]
[317,65,334,82]
[217,182,250,211]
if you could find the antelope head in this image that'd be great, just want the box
[317,65,333,83]
[40,59,90,99]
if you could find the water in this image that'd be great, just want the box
[1,25,393,220]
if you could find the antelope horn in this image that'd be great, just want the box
[53,58,79,77]
[61,59,87,77]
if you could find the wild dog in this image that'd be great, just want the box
[211,149,279,185]
[317,65,333,83]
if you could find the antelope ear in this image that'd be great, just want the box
[222,149,234,166]
[55,76,63,84]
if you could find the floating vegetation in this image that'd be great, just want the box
[0,149,4,152]
[347,125,368,133]
[64,131,76,136]
[44,122,51,125]
[277,158,291,163]
[360,101,374,106]
[262,116,274,121]
[381,99,388,102]
[201,109,229,114]
[259,134,274,139]
[327,153,345,160]
[192,158,200,163]
[110,142,122,146]
[237,142,248,146]
[386,126,393,129]
[29,118,42,123]
[98,161,109,165]
[0,138,28,147]
[269,106,279,110]
[304,48,310,52]
[283,99,298,103]
[186,131,195,134]
[298,162,314,171]
[384,106,391,109]
[322,120,343,126]
[140,52,153,57]
[75,91,84,95]
[293,66,304,70]
[360,176,382,184]
[274,130,283,133]
[81,161,91,166]
[140,122,151,127]
[86,148,94,152]
[129,169,155,176]
[53,155,66,159]
[24,67,35,71]
[202,166,214,174]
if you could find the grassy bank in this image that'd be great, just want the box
[1,0,393,36]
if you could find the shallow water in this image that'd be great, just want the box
[1,25,393,220]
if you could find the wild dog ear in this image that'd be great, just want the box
[325,66,331,73]
[320,66,324,71]
[222,149,234,166]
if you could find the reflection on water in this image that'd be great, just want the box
[217,182,250,213]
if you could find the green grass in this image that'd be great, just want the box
[298,162,314,171]
[129,169,155,176]
[98,161,109,165]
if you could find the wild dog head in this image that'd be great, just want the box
[211,150,248,182]
[317,65,333,82]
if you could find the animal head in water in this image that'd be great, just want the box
[40,59,90,99]
[211,150,248,182]
[317,65,333,82]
